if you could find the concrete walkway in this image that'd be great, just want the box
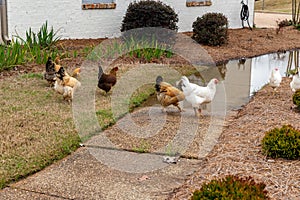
[0,148,201,200]
[254,12,292,28]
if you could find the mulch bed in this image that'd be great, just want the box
[169,78,300,199]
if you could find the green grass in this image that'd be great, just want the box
[255,0,293,13]
[133,140,151,153]
[94,84,155,132]
[96,109,116,130]
[21,73,44,79]
[129,86,155,111]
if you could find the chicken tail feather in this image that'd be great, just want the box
[155,76,163,92]
[98,65,104,81]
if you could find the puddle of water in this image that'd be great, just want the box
[224,50,298,110]
[141,50,299,111]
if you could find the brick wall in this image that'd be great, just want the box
[6,0,254,39]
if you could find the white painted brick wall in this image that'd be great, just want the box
[6,0,254,39]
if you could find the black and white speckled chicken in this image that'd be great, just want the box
[43,57,56,87]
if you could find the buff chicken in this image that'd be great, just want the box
[54,66,81,102]
[155,76,185,112]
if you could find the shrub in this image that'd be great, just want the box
[121,0,178,32]
[293,89,300,108]
[262,125,300,160]
[277,19,292,28]
[192,12,228,46]
[191,175,269,200]
[120,1,176,61]
[276,19,293,34]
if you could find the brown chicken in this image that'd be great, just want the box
[98,65,118,94]
[155,76,185,112]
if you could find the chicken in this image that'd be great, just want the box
[43,57,56,87]
[290,72,300,92]
[155,76,185,112]
[54,79,74,103]
[54,56,62,72]
[98,65,118,94]
[72,67,81,79]
[56,66,81,88]
[179,76,218,117]
[269,67,282,92]
[54,67,81,102]
[54,56,81,78]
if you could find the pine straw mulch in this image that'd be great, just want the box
[168,77,300,200]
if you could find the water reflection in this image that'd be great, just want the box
[221,50,299,110]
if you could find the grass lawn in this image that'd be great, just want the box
[0,61,156,188]
[0,74,80,188]
[255,0,293,13]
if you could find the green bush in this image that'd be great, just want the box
[121,0,178,32]
[120,1,176,61]
[192,12,228,46]
[292,90,300,108]
[191,175,269,200]
[262,125,300,160]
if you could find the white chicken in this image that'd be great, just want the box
[179,76,218,117]
[54,79,74,103]
[269,68,282,92]
[290,72,300,92]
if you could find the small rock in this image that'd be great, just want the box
[163,156,179,164]
[267,159,275,163]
